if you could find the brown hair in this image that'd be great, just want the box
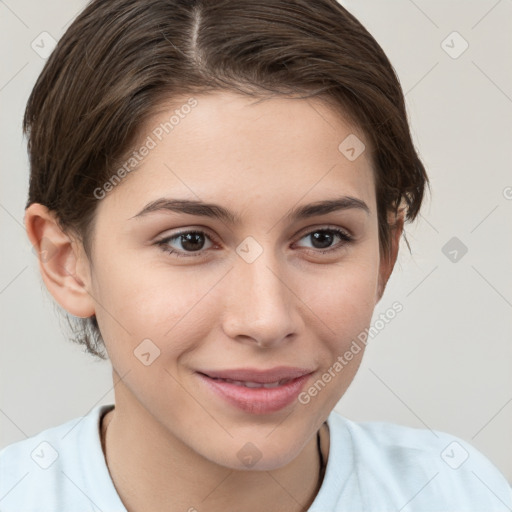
[23,0,429,359]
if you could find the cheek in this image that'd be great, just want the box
[92,258,222,352]
[293,255,380,410]
[300,254,380,341]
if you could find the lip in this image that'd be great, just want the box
[196,367,314,415]
[197,366,313,383]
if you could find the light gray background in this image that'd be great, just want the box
[1,0,511,483]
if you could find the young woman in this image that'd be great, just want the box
[1,0,510,510]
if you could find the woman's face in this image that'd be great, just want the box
[83,91,394,469]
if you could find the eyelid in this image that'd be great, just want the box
[156,228,220,250]
[157,225,351,245]
[293,223,353,242]
[155,224,354,258]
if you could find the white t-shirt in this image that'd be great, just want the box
[0,404,510,511]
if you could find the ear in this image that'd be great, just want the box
[376,209,405,303]
[24,203,95,318]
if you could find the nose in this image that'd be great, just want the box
[221,250,301,348]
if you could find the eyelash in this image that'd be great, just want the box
[155,226,354,259]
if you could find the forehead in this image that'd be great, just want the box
[99,91,375,218]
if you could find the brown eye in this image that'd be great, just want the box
[156,230,215,258]
[295,227,353,254]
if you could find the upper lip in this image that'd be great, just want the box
[198,366,314,383]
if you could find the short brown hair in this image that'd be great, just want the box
[23,0,429,359]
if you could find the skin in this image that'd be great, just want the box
[25,91,403,512]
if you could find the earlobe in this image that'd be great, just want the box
[376,210,405,303]
[24,203,95,318]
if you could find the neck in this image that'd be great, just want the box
[101,388,329,512]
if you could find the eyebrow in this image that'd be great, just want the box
[130,196,370,224]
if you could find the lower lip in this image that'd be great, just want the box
[197,373,312,414]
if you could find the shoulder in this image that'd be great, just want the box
[324,411,512,511]
[0,404,119,512]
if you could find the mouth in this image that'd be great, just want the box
[204,376,294,388]
[196,370,314,414]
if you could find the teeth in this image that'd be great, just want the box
[213,377,290,388]
[242,381,265,388]
[262,381,283,388]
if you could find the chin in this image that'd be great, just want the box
[201,434,308,472]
